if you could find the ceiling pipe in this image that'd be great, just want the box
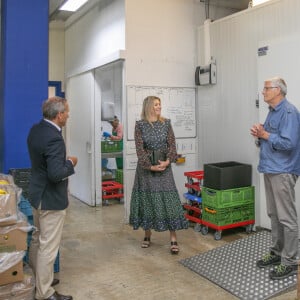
[203,18,212,65]
[199,0,210,19]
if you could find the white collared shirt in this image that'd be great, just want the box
[44,118,61,132]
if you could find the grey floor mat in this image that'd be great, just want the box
[180,231,297,300]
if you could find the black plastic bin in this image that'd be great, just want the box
[9,168,32,200]
[204,161,252,190]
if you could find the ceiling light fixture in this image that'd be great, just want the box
[252,0,271,6]
[59,0,89,12]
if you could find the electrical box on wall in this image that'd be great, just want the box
[195,61,217,86]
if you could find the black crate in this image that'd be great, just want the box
[9,168,32,200]
[203,161,252,190]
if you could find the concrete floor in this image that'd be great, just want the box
[54,196,297,300]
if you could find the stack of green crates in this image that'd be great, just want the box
[115,169,123,184]
[202,186,254,226]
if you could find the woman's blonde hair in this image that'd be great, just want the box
[141,96,165,123]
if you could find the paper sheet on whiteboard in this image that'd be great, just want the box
[126,86,196,140]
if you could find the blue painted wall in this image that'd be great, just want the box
[1,0,49,173]
[0,1,3,172]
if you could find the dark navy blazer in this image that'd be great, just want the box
[27,119,75,210]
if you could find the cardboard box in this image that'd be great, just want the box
[204,161,252,190]
[0,263,35,299]
[0,260,24,286]
[0,222,27,252]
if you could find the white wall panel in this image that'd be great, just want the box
[125,0,235,87]
[197,0,300,227]
[125,0,199,87]
[257,34,300,229]
[65,0,125,77]
[123,0,245,221]
[49,25,65,85]
[61,0,252,217]
[124,0,199,220]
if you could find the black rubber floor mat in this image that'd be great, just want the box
[180,231,297,299]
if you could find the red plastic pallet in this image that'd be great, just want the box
[102,181,123,199]
[201,219,255,231]
[184,170,204,195]
[183,171,204,225]
[185,181,201,193]
[184,170,204,180]
[102,181,123,191]
[183,204,202,224]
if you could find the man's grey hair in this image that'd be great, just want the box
[267,77,287,96]
[42,96,67,120]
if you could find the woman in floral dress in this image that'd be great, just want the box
[129,96,188,254]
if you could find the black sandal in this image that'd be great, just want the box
[170,241,179,254]
[141,237,151,248]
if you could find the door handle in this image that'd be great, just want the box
[86,142,92,154]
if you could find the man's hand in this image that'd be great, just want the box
[68,156,78,167]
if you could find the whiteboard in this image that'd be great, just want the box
[127,85,196,140]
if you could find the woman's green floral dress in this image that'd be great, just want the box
[129,119,188,232]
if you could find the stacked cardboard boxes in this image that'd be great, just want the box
[0,174,33,292]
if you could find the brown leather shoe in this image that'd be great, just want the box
[45,292,73,300]
[51,278,60,286]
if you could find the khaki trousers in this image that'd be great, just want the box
[29,208,66,299]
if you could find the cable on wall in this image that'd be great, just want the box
[200,0,210,19]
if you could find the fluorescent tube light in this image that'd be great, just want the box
[253,0,271,6]
[59,0,88,12]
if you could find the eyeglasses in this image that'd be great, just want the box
[263,86,278,91]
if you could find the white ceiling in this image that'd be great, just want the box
[49,0,251,22]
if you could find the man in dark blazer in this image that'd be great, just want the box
[27,96,77,300]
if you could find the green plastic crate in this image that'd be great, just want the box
[202,186,254,209]
[101,140,123,153]
[202,203,254,226]
[115,169,123,184]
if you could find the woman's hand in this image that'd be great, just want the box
[150,159,170,172]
